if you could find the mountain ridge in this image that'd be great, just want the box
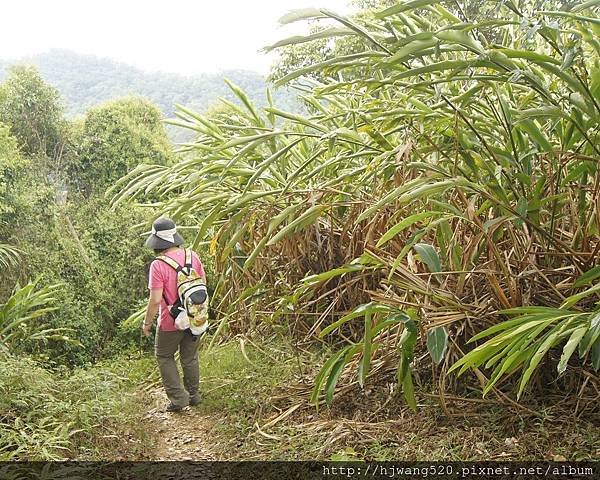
[0,49,296,120]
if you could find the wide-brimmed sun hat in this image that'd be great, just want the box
[145,217,184,250]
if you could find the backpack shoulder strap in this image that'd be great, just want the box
[156,255,183,273]
[183,248,193,275]
[155,255,183,312]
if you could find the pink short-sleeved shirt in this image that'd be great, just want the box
[148,248,206,331]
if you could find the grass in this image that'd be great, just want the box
[189,335,600,461]
[5,335,596,461]
[194,336,306,456]
[0,351,156,460]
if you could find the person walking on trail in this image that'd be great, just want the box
[142,217,207,412]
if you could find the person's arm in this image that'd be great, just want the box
[143,288,163,336]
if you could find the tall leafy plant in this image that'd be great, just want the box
[0,280,77,356]
[114,0,600,404]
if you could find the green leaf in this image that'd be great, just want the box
[356,177,430,223]
[396,317,418,381]
[224,79,263,126]
[376,212,439,247]
[319,303,393,337]
[518,326,567,398]
[220,131,285,150]
[377,0,442,18]
[274,52,383,87]
[427,327,448,365]
[325,354,348,405]
[402,370,417,411]
[539,10,600,26]
[467,311,562,344]
[372,313,411,336]
[515,197,528,224]
[391,59,495,80]
[263,27,354,52]
[194,200,226,248]
[591,337,600,371]
[243,139,304,193]
[384,38,438,65]
[517,119,553,152]
[435,29,483,53]
[573,266,600,288]
[359,311,373,387]
[278,8,326,24]
[304,264,367,287]
[558,326,587,374]
[561,283,600,309]
[414,243,442,273]
[266,204,328,246]
[310,346,349,404]
[580,311,600,356]
[319,9,391,53]
[323,345,362,405]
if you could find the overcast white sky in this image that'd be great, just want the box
[0,0,354,75]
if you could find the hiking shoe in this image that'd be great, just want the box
[166,402,186,412]
[189,395,202,407]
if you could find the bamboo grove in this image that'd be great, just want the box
[114,0,600,408]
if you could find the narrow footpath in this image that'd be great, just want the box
[143,387,217,460]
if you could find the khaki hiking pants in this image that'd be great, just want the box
[154,328,200,407]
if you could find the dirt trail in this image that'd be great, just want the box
[142,387,218,460]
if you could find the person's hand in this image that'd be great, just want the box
[142,322,153,337]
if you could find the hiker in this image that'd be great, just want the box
[142,217,207,412]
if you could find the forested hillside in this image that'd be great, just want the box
[0,49,299,122]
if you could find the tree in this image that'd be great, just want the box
[0,122,28,244]
[0,120,56,298]
[0,66,63,157]
[68,97,173,195]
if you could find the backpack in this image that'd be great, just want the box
[157,248,209,336]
